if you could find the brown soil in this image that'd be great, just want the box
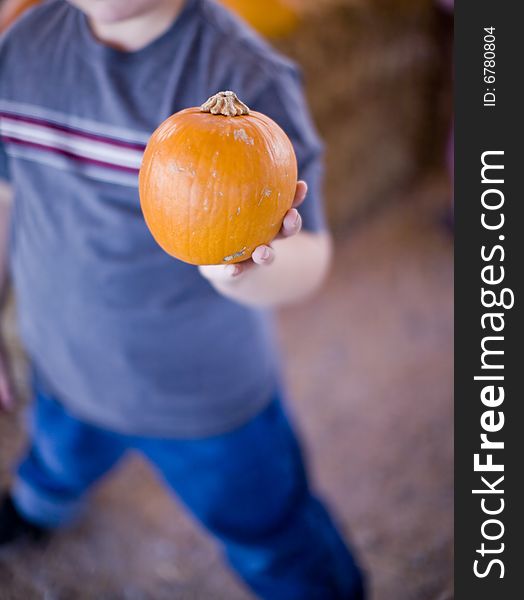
[0,173,453,599]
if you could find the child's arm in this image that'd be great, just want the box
[199,181,332,308]
[0,181,15,411]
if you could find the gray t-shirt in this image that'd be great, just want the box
[0,0,325,436]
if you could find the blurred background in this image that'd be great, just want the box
[0,0,453,598]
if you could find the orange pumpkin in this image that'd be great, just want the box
[139,91,297,266]
[219,0,298,38]
[0,0,40,32]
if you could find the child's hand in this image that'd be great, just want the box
[0,337,15,412]
[199,181,307,283]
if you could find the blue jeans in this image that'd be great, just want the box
[12,387,365,600]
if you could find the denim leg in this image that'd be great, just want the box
[140,397,366,600]
[12,389,126,528]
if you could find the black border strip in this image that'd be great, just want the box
[455,1,523,596]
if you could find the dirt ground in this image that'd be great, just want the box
[0,172,453,600]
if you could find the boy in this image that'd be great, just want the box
[0,1,365,597]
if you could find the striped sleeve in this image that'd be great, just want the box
[0,105,148,187]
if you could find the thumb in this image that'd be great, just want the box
[199,263,240,281]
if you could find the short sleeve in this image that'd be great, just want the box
[248,67,326,233]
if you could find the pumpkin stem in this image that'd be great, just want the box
[200,91,250,117]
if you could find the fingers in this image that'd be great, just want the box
[292,180,308,208]
[199,244,276,283]
[199,260,254,282]
[251,245,275,266]
[199,263,240,282]
[279,208,302,238]
[276,180,306,239]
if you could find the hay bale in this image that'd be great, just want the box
[275,1,447,230]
